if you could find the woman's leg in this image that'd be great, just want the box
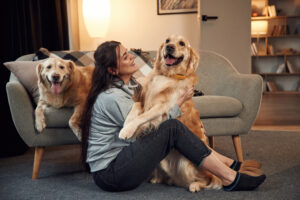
[94,119,265,192]
[201,150,236,186]
[208,147,235,167]
[94,119,211,191]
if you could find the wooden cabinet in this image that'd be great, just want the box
[251,0,300,125]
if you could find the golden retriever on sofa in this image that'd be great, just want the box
[35,58,94,141]
[119,35,222,192]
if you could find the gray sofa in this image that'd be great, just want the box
[5,50,263,179]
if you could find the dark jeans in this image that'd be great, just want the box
[92,119,212,192]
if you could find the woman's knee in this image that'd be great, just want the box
[159,119,184,130]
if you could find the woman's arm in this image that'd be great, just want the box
[167,87,194,119]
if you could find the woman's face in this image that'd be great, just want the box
[115,45,139,84]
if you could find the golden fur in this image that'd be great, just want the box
[35,58,94,141]
[119,35,222,192]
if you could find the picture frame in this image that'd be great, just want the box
[157,0,198,15]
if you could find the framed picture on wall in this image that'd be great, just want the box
[157,0,198,15]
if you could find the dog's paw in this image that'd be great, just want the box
[150,177,162,184]
[189,182,205,192]
[69,121,82,141]
[35,117,46,132]
[119,123,137,140]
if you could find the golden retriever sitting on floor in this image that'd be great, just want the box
[35,58,94,141]
[119,35,222,192]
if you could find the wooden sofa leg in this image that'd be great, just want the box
[32,147,45,180]
[208,136,214,149]
[232,135,244,162]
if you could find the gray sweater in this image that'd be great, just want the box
[86,79,182,172]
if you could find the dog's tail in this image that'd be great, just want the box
[239,160,264,177]
[194,168,222,190]
[205,173,222,190]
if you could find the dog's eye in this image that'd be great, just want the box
[47,65,51,69]
[179,41,185,46]
[166,39,170,43]
[59,66,64,70]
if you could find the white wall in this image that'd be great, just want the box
[76,0,199,51]
[68,0,251,73]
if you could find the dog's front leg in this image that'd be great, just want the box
[35,100,48,132]
[119,103,169,140]
[69,103,85,141]
[124,102,142,127]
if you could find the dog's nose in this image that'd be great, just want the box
[166,45,175,54]
[52,74,60,82]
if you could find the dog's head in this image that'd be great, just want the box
[154,35,199,78]
[37,58,75,95]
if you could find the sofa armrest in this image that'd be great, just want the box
[212,73,263,132]
[6,79,37,147]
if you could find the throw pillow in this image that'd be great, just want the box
[33,47,95,66]
[3,60,46,104]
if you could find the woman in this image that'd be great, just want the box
[81,41,266,192]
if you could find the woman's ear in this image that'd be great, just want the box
[107,67,118,75]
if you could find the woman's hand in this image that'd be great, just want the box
[176,87,194,107]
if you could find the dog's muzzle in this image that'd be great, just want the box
[164,45,184,67]
[47,75,64,95]
[164,53,184,67]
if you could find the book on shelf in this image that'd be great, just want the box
[286,60,296,73]
[266,81,278,92]
[267,45,274,55]
[276,63,285,73]
[268,5,277,17]
[251,45,255,56]
[262,6,268,16]
[251,43,258,56]
[271,25,286,36]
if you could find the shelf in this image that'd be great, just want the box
[259,73,300,76]
[252,53,300,57]
[263,91,300,95]
[251,15,300,21]
[251,34,300,39]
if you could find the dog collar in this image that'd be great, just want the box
[172,74,186,80]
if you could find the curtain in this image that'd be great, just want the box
[0,0,70,157]
[5,0,69,59]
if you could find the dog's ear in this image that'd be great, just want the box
[153,43,164,70]
[188,47,199,72]
[36,63,43,83]
[67,60,76,72]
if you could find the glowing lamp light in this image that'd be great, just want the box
[251,21,268,36]
[83,0,110,38]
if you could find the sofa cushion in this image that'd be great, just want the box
[192,95,243,118]
[44,107,73,128]
[3,60,46,104]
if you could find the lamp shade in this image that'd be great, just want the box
[251,20,268,36]
[82,0,110,38]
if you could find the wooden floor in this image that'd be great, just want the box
[252,125,300,132]
[254,93,300,126]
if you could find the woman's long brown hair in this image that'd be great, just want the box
[80,41,121,170]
